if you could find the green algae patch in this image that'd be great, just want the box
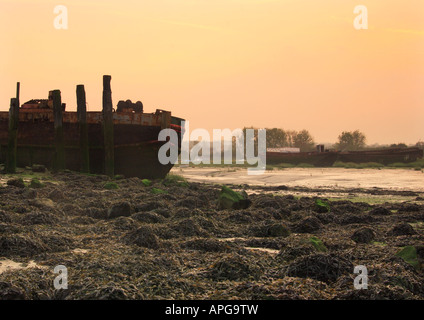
[151,188,167,195]
[103,182,119,190]
[371,241,387,247]
[218,185,251,210]
[309,236,327,252]
[314,199,330,213]
[162,174,189,187]
[396,246,420,270]
[141,179,152,187]
[29,178,44,189]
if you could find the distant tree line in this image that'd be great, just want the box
[243,127,316,152]
[188,128,423,161]
[249,128,424,152]
[334,130,366,151]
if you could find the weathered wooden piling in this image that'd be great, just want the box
[102,75,114,177]
[52,90,65,171]
[6,98,19,173]
[76,84,89,173]
[16,82,20,105]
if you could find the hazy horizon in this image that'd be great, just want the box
[1,0,423,145]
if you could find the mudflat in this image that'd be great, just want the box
[0,168,423,300]
[174,167,424,191]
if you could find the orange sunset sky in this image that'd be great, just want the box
[0,0,423,145]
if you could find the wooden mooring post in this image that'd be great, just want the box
[52,90,65,171]
[6,98,19,173]
[76,85,89,173]
[102,75,114,177]
[16,82,20,105]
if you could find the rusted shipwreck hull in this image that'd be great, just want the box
[266,150,339,167]
[337,147,423,165]
[0,108,184,179]
[266,147,423,167]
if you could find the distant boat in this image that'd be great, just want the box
[337,147,423,165]
[266,145,423,167]
[266,145,339,167]
[0,92,184,179]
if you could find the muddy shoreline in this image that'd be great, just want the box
[173,167,424,192]
[0,169,423,300]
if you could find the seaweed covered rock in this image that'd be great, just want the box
[351,227,375,244]
[314,199,330,213]
[388,223,417,236]
[308,236,328,252]
[396,246,421,270]
[6,178,25,188]
[122,226,161,250]
[175,196,202,209]
[21,211,59,225]
[182,238,232,252]
[0,211,12,223]
[29,178,43,189]
[331,201,363,214]
[249,221,290,238]
[218,186,251,210]
[132,211,165,224]
[77,282,144,300]
[340,214,375,225]
[112,217,138,231]
[293,216,323,233]
[286,253,353,283]
[276,245,315,262]
[252,195,283,209]
[85,207,108,219]
[135,201,166,213]
[398,203,421,213]
[0,282,27,300]
[369,206,391,216]
[0,234,47,257]
[48,189,65,202]
[21,188,37,200]
[108,202,132,219]
[207,254,262,281]
[172,218,210,238]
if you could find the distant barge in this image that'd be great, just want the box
[266,145,423,167]
[0,78,184,179]
[337,147,423,165]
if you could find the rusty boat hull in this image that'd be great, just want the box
[0,109,184,179]
[266,147,423,167]
[337,147,423,165]
[266,151,340,167]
